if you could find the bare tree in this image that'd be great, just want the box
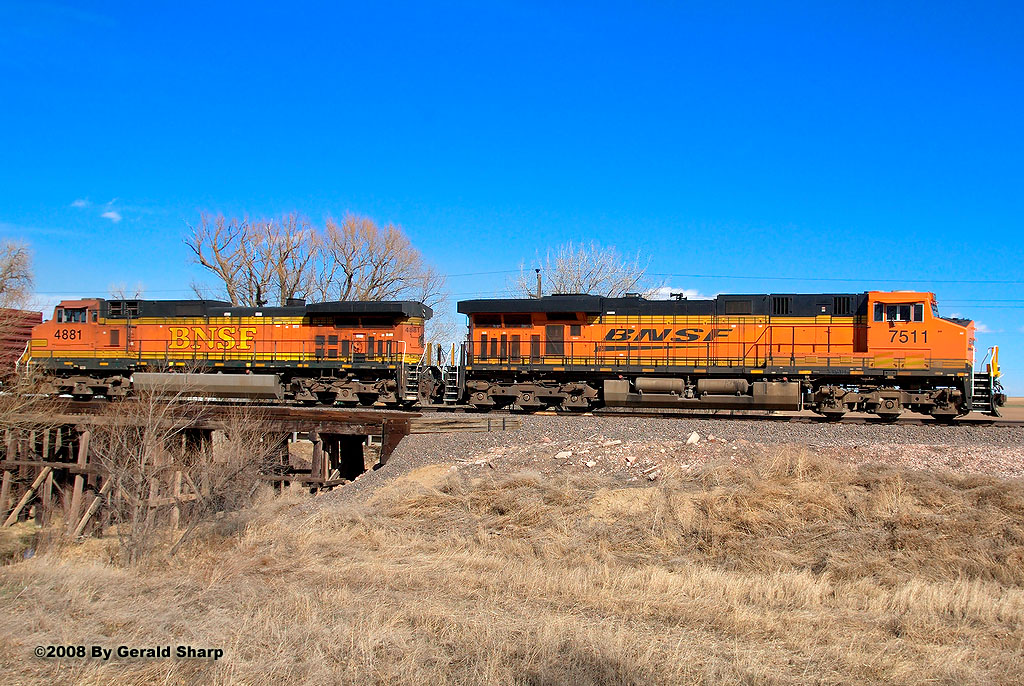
[509,241,649,297]
[185,212,316,306]
[0,241,32,310]
[108,282,145,300]
[309,214,446,306]
[0,241,37,382]
[265,213,317,305]
[188,212,445,308]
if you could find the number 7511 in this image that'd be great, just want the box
[890,330,927,344]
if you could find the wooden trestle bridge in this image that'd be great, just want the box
[0,401,518,537]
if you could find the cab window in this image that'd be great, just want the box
[55,308,87,323]
[474,315,503,328]
[874,302,924,322]
[503,314,532,327]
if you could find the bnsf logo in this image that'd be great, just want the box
[168,326,258,351]
[604,327,731,342]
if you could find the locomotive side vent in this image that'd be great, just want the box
[771,296,791,316]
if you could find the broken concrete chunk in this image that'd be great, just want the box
[554,451,573,459]
[686,431,700,445]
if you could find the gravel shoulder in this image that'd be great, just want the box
[322,416,1024,505]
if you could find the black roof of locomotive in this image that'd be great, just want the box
[96,299,431,319]
[458,293,869,317]
[306,301,432,318]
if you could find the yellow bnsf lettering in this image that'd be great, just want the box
[167,326,259,351]
[169,327,191,349]
[193,328,213,347]
[218,326,237,350]
[239,327,256,350]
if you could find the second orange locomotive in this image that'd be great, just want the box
[456,290,1002,419]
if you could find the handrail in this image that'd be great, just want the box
[464,338,964,372]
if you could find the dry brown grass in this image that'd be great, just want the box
[2,451,1023,685]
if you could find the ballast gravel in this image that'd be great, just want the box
[320,414,1024,504]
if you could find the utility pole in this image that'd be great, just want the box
[535,269,542,299]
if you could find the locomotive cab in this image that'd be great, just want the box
[41,299,103,347]
[864,291,973,372]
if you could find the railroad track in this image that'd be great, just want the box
[29,398,1024,428]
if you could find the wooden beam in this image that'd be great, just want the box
[408,415,521,433]
[66,430,90,534]
[38,469,53,526]
[169,471,182,530]
[0,471,10,517]
[71,478,112,538]
[310,430,323,485]
[3,466,52,526]
[379,418,410,467]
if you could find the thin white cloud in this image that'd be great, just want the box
[101,210,122,223]
[648,286,713,300]
[975,323,1003,334]
[70,198,90,208]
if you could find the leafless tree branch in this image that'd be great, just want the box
[508,241,649,297]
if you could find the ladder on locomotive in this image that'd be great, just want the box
[402,356,424,402]
[971,346,1003,416]
[442,343,462,405]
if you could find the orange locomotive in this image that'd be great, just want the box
[454,291,1005,419]
[22,297,435,406]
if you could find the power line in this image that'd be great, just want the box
[646,272,1024,284]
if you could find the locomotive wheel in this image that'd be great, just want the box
[316,392,338,406]
[516,391,544,413]
[469,390,495,412]
[821,412,846,422]
[558,393,592,412]
[875,413,901,423]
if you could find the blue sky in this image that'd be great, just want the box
[1,1,1022,392]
